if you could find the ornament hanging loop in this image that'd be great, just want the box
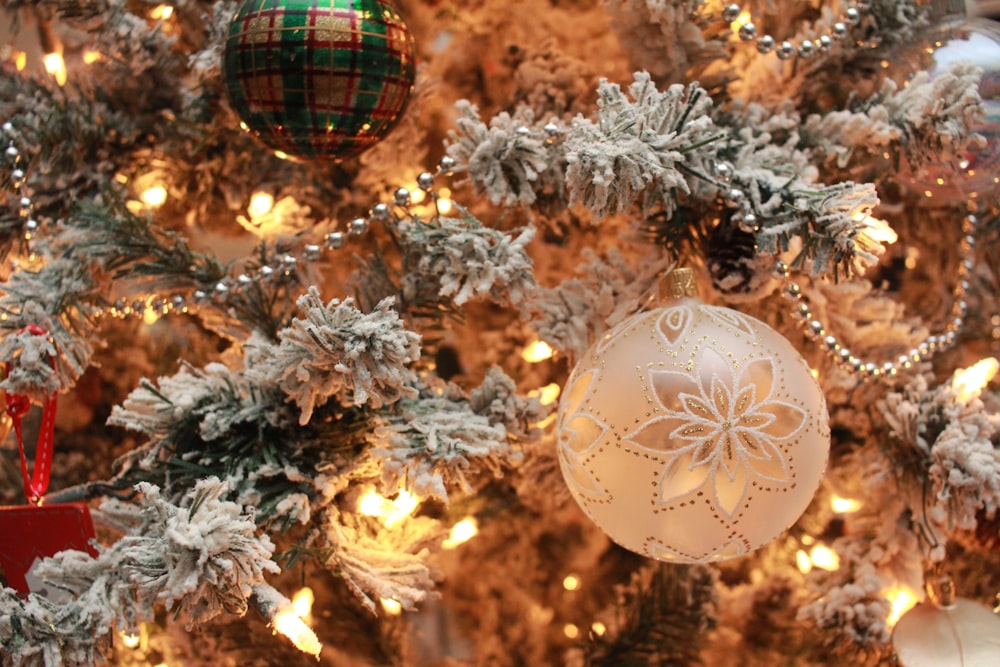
[4,324,59,506]
[660,267,697,301]
[924,565,958,609]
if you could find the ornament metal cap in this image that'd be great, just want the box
[661,267,697,300]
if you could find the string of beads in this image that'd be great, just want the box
[774,214,977,380]
[108,157,459,321]
[1,122,40,246]
[720,1,872,60]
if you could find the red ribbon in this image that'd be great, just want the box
[5,324,58,505]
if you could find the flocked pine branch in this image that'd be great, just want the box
[370,380,524,503]
[445,102,558,207]
[565,73,721,219]
[805,62,985,172]
[0,478,279,666]
[321,508,437,615]
[400,210,537,308]
[879,373,1000,554]
[246,286,421,424]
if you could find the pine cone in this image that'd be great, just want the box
[706,223,773,299]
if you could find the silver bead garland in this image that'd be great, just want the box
[2,121,39,246]
[773,214,977,380]
[104,157,457,322]
[719,1,871,61]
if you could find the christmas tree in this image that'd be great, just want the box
[2,0,1000,664]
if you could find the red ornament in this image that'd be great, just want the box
[0,503,97,595]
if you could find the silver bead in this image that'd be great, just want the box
[515,126,530,137]
[918,342,930,357]
[849,357,863,373]
[439,155,456,174]
[543,122,561,137]
[864,362,878,377]
[909,348,922,363]
[24,218,38,232]
[845,7,861,25]
[807,320,825,337]
[783,283,802,299]
[742,212,757,229]
[417,171,434,191]
[348,217,369,236]
[394,187,411,207]
[725,188,745,206]
[798,40,816,59]
[19,196,31,209]
[5,146,18,158]
[793,303,811,320]
[237,273,253,287]
[171,295,186,309]
[722,3,741,23]
[958,280,970,295]
[370,202,391,222]
[713,161,733,183]
[304,244,321,261]
[325,231,345,249]
[823,335,839,351]
[738,22,757,41]
[756,35,776,54]
[776,41,796,60]
[832,22,849,40]
[964,214,978,231]
[214,281,230,295]
[882,362,897,376]
[773,260,789,278]
[838,348,852,363]
[11,168,24,181]
[818,35,833,52]
[944,331,957,347]
[951,316,964,332]
[1,121,12,133]
[897,354,912,369]
[259,265,275,280]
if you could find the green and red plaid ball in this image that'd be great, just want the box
[222,0,415,162]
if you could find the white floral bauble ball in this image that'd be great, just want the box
[555,271,830,563]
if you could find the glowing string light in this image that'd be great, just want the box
[562,574,580,591]
[248,191,276,220]
[273,610,322,658]
[886,587,918,628]
[808,545,840,571]
[380,597,402,615]
[140,185,168,208]
[830,495,862,514]
[442,517,478,549]
[522,340,554,363]
[43,52,67,87]
[358,488,419,527]
[291,586,314,620]
[951,357,999,402]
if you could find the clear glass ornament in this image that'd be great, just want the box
[886,16,1000,202]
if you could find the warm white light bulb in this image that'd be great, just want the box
[809,545,840,571]
[291,586,314,619]
[120,632,141,649]
[141,185,168,208]
[830,495,862,514]
[951,358,999,402]
[562,574,580,591]
[886,587,918,628]
[380,597,402,615]
[442,517,478,549]
[522,340,554,363]
[43,52,67,86]
[273,609,322,657]
[248,191,275,220]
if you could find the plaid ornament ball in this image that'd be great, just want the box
[223,0,415,161]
